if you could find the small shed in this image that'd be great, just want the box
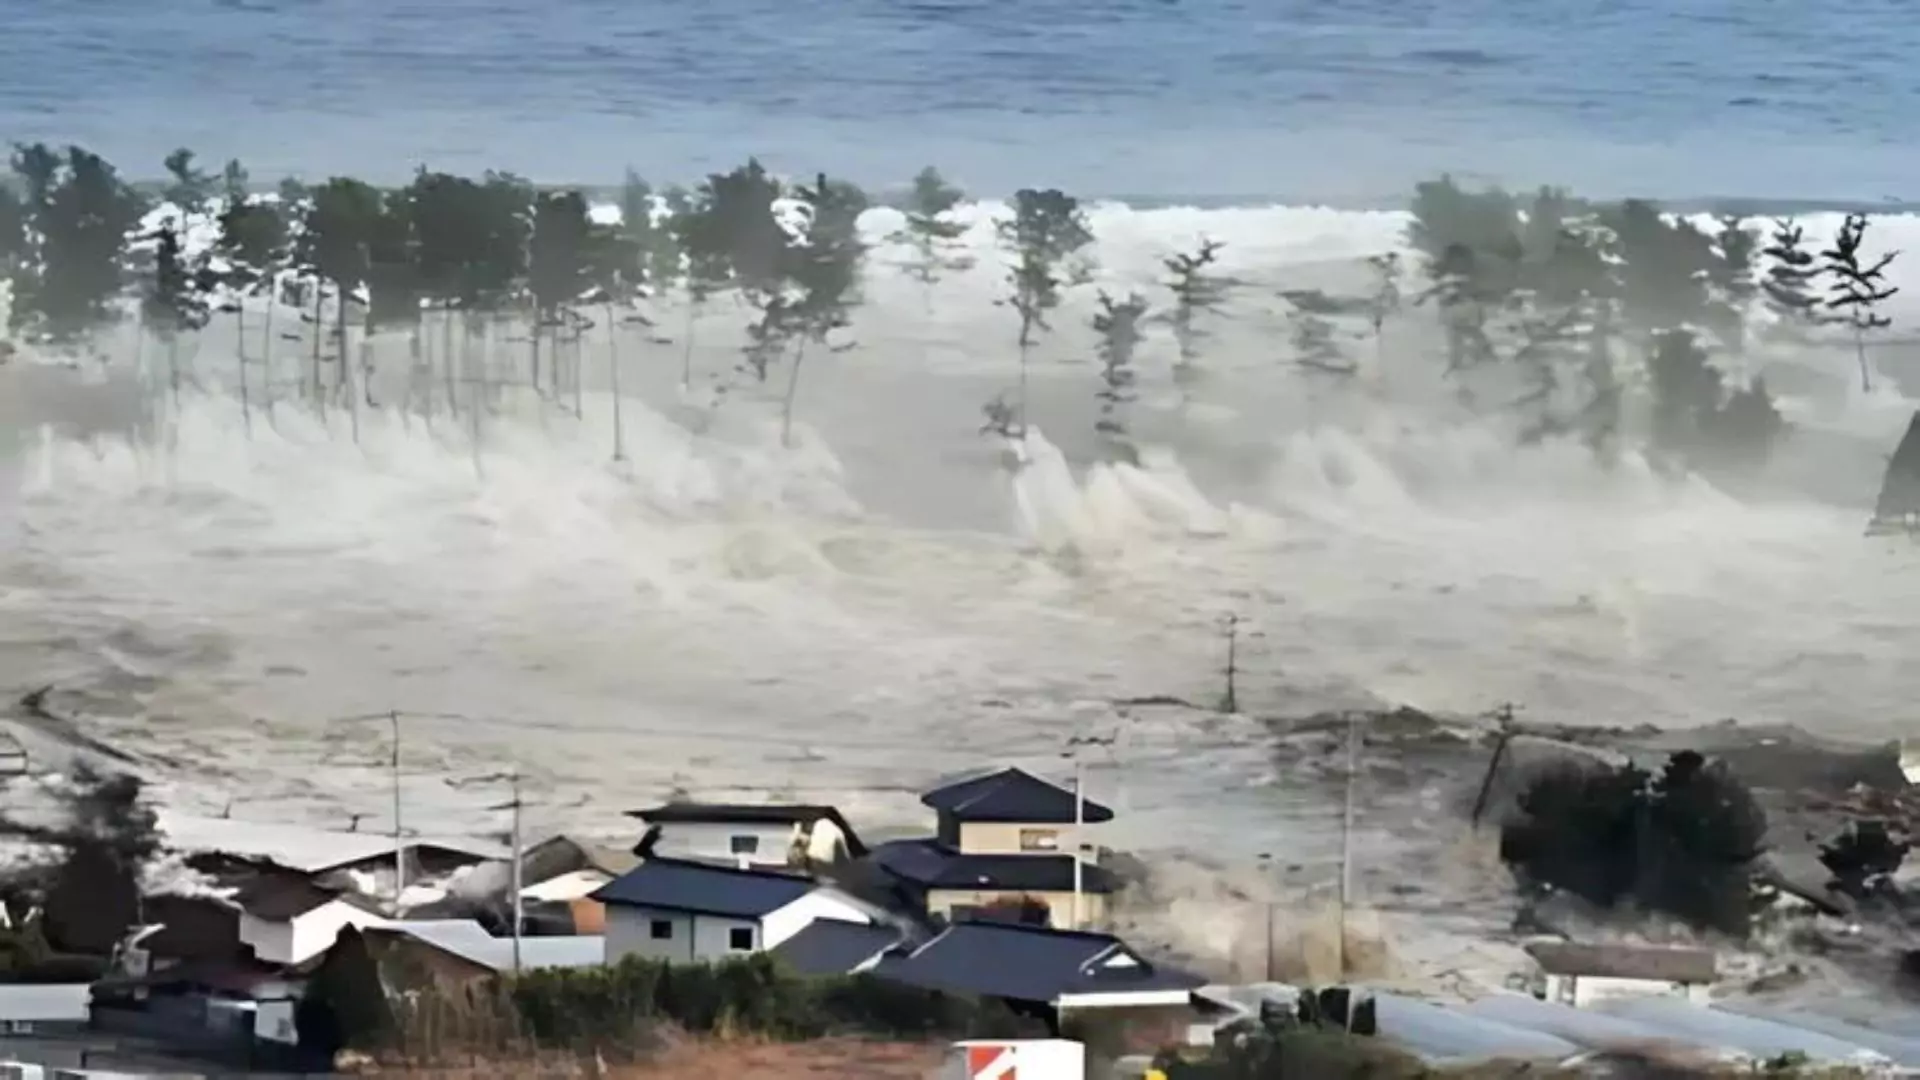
[1526,942,1716,1008]
[0,983,90,1034]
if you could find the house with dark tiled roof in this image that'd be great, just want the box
[871,920,1204,1044]
[627,803,865,871]
[592,857,879,964]
[869,767,1119,930]
[768,918,905,977]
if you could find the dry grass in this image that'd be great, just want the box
[344,1037,945,1079]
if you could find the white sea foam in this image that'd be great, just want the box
[3,197,1919,995]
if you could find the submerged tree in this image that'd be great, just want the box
[778,173,868,445]
[1090,290,1148,457]
[527,189,593,402]
[1646,327,1785,475]
[893,166,972,310]
[1760,219,1824,341]
[996,188,1094,436]
[8,144,145,347]
[1364,251,1404,368]
[1501,750,1767,938]
[212,159,291,430]
[1704,216,1760,357]
[292,177,384,427]
[141,216,212,407]
[1820,212,1899,393]
[0,763,161,955]
[1289,307,1354,377]
[1161,238,1230,408]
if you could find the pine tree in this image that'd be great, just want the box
[141,216,212,409]
[1289,307,1353,376]
[1704,216,1759,356]
[1091,291,1148,457]
[160,148,214,221]
[996,188,1094,436]
[779,173,867,446]
[292,177,383,432]
[893,166,972,310]
[527,189,592,401]
[8,145,145,348]
[686,158,783,402]
[1364,251,1403,367]
[1161,238,1230,407]
[1759,219,1823,340]
[1820,212,1898,393]
[212,159,290,430]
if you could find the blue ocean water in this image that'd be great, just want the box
[0,0,1916,204]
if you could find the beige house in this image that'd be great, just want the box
[870,767,1119,930]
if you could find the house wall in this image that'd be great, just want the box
[761,891,870,948]
[928,888,1109,930]
[646,822,802,866]
[956,822,1099,860]
[1544,973,1706,1008]
[605,905,761,965]
[240,902,388,966]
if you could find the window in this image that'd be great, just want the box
[1019,829,1060,851]
[649,919,673,940]
[728,926,755,951]
[730,835,761,855]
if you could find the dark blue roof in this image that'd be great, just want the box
[921,768,1114,824]
[770,919,902,976]
[872,839,1121,894]
[868,922,1203,1004]
[591,857,816,918]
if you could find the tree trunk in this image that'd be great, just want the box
[529,320,542,398]
[607,304,625,462]
[681,303,700,390]
[781,339,809,449]
[260,286,277,429]
[310,288,326,417]
[1858,330,1873,394]
[236,307,252,439]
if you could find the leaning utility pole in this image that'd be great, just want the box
[464,767,527,973]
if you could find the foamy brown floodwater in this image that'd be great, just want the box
[2,199,1919,1000]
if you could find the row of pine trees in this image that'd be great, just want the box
[0,146,1897,476]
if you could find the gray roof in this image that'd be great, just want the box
[869,921,1201,1004]
[1526,942,1716,984]
[374,921,603,973]
[770,919,902,976]
[871,839,1120,894]
[921,768,1114,824]
[0,983,90,1022]
[591,857,816,918]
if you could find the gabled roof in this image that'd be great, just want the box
[159,812,508,875]
[870,839,1121,894]
[868,921,1202,1005]
[770,919,903,976]
[372,921,602,974]
[920,768,1113,824]
[591,857,817,918]
[234,876,347,921]
[1525,942,1717,984]
[626,803,867,857]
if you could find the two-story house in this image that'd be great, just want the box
[592,856,876,964]
[868,767,1120,930]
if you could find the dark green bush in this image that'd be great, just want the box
[1500,750,1769,937]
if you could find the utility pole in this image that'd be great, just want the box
[465,767,527,974]
[1338,710,1358,1029]
[495,770,525,975]
[1063,732,1118,931]
[1470,702,1520,828]
[390,710,406,905]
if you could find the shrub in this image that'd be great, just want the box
[1500,750,1769,937]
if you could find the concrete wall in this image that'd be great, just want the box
[605,905,761,965]
[955,822,1100,861]
[928,888,1109,930]
[647,822,801,867]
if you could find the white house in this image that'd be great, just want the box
[628,803,864,870]
[592,857,873,964]
[1526,941,1716,1008]
[236,877,390,967]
